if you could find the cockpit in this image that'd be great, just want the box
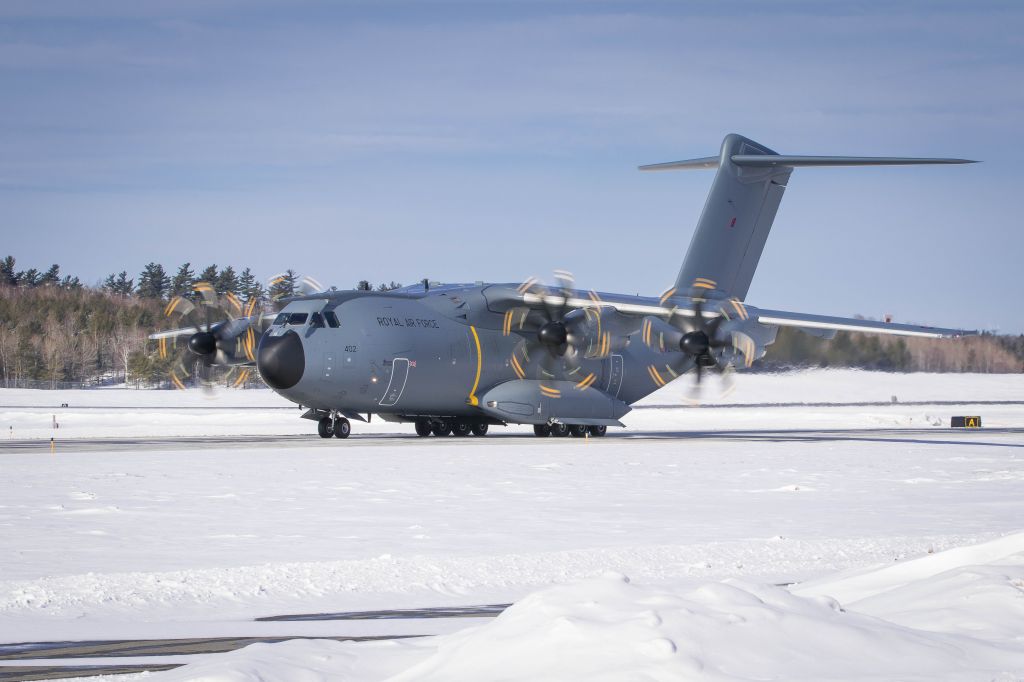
[271,309,340,329]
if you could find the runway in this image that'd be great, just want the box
[0,604,510,681]
[1,426,1020,453]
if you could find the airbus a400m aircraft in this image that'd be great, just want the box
[152,134,976,439]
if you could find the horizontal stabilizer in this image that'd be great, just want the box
[640,155,977,171]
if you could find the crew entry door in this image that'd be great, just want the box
[379,358,410,407]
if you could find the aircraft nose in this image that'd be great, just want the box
[257,330,305,390]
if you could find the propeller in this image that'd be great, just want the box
[503,271,627,389]
[642,286,758,400]
[156,282,265,392]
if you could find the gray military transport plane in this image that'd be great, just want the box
[151,134,976,439]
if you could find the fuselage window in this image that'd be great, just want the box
[324,310,340,328]
[309,312,324,328]
[287,312,309,325]
[273,313,288,325]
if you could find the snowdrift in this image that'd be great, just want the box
[155,534,1024,681]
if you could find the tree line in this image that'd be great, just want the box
[0,254,1020,388]
[0,256,404,388]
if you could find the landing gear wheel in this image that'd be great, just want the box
[472,422,489,437]
[415,419,433,437]
[317,417,334,438]
[550,423,570,437]
[432,419,452,437]
[588,425,607,437]
[452,419,472,437]
[533,424,551,437]
[334,418,351,439]
[569,424,588,437]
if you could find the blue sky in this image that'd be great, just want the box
[2,1,1022,332]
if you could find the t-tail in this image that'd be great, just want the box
[641,133,976,301]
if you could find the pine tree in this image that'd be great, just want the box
[19,268,40,287]
[136,263,169,299]
[39,264,61,286]
[1,257,18,286]
[197,264,219,288]
[376,281,402,291]
[269,270,298,300]
[356,280,372,291]
[60,275,82,290]
[216,266,239,295]
[169,263,195,298]
[104,271,134,296]
[238,268,265,304]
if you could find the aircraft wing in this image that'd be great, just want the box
[484,285,973,338]
[753,308,974,339]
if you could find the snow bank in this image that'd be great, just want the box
[794,532,1024,642]
[153,538,1024,681]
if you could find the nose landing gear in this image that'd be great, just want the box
[318,414,351,439]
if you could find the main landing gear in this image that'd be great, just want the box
[415,417,490,437]
[534,423,606,438]
[318,416,351,439]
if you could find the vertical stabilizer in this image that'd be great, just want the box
[640,134,975,301]
[665,134,790,300]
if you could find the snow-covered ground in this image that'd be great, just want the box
[0,370,1022,679]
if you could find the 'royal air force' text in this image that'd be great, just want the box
[376,317,439,329]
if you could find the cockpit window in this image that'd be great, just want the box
[324,310,340,328]
[309,312,324,328]
[273,313,288,325]
[287,312,308,325]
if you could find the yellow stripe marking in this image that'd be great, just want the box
[511,353,526,379]
[695,277,717,285]
[659,288,677,305]
[575,372,596,390]
[517,277,537,294]
[540,385,561,398]
[729,298,748,320]
[170,372,186,390]
[467,326,482,406]
[503,310,513,336]
[693,281,715,289]
[647,364,666,387]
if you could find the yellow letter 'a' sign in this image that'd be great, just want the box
[951,416,982,428]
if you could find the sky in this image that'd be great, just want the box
[2,0,1022,332]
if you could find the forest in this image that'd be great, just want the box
[0,255,1020,389]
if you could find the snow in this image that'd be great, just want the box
[154,544,1024,681]
[0,370,1022,679]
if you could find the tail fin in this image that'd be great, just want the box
[642,133,976,301]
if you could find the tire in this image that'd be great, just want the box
[550,423,570,437]
[317,417,334,438]
[415,419,433,437]
[472,422,489,436]
[588,425,607,437]
[432,419,452,437]
[334,418,351,439]
[533,424,551,437]
[569,424,588,437]
[452,419,472,437]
